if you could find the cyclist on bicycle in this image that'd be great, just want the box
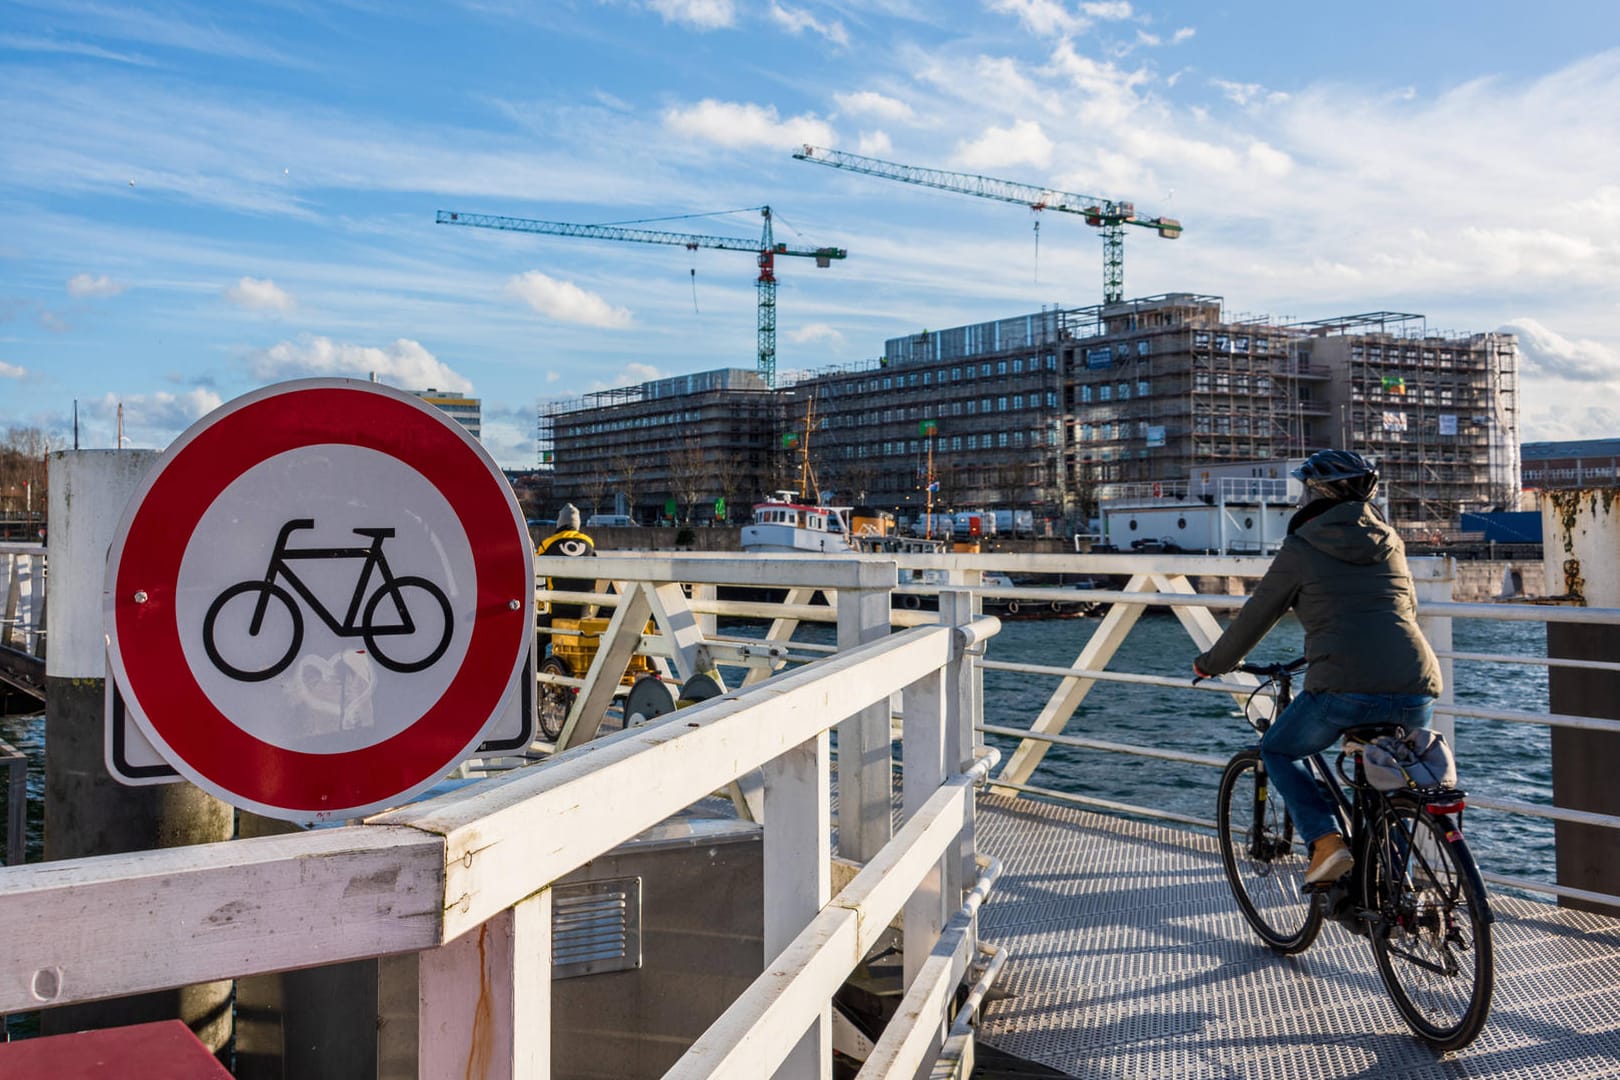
[1193,449,1441,886]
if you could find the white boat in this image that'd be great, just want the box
[739,492,856,554]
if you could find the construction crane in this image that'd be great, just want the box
[436,207,846,389]
[793,145,1180,305]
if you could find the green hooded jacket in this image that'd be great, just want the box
[1194,499,1442,696]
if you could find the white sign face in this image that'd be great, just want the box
[104,380,534,822]
[175,445,474,755]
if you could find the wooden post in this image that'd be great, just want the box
[900,665,946,996]
[834,563,895,863]
[1411,557,1457,746]
[41,451,236,1049]
[762,732,831,1078]
[418,890,551,1079]
[1540,490,1620,915]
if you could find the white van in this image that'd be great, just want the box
[586,514,637,528]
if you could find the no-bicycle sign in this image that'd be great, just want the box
[103,379,534,822]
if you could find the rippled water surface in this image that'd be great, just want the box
[975,612,1553,886]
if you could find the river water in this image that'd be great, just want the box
[0,612,1553,887]
[974,613,1553,888]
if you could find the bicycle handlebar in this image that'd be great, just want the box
[1236,657,1307,679]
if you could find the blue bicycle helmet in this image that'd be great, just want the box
[1292,448,1378,502]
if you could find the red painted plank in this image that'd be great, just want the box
[0,1020,230,1078]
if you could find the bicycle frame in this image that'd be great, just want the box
[250,518,411,638]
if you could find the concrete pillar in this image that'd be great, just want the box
[1539,489,1620,916]
[41,451,236,1047]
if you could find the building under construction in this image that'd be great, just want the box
[539,368,789,523]
[535,294,1520,534]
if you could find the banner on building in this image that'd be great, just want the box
[1382,411,1408,433]
[1146,425,1167,448]
[1439,414,1458,436]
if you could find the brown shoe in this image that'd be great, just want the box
[1305,833,1354,885]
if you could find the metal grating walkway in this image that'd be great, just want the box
[974,793,1620,1079]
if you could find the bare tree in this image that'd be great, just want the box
[0,427,54,519]
[612,449,644,521]
[583,462,611,520]
[668,436,715,523]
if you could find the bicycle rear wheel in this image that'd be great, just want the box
[1216,750,1323,953]
[1360,795,1494,1051]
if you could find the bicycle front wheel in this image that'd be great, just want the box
[1216,750,1323,953]
[1361,795,1494,1051]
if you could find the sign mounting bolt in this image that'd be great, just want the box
[133,590,148,604]
[509,599,521,611]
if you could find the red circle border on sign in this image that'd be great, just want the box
[108,382,530,818]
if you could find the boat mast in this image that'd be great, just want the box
[800,395,822,505]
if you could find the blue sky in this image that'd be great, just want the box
[4,1,1619,468]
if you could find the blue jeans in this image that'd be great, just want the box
[1260,691,1435,845]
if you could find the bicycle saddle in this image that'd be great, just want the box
[1340,723,1404,752]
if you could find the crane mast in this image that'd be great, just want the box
[436,207,846,388]
[793,145,1180,304]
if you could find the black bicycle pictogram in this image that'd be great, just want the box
[203,518,454,682]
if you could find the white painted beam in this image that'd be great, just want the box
[375,627,954,941]
[0,826,443,1013]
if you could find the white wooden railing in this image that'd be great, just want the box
[0,542,45,656]
[0,556,999,1079]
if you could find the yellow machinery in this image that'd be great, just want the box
[538,616,660,742]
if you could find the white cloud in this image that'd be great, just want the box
[67,273,125,298]
[1212,79,1289,108]
[770,2,848,46]
[88,387,224,446]
[663,98,835,149]
[834,90,916,125]
[1171,27,1195,44]
[224,276,295,314]
[0,360,27,379]
[1082,1,1133,17]
[787,322,844,347]
[989,0,1085,37]
[857,130,894,156]
[1505,318,1620,383]
[248,336,473,392]
[956,119,1054,170]
[586,363,663,394]
[647,0,735,30]
[505,271,633,329]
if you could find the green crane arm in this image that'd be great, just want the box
[434,209,847,264]
[792,145,1179,303]
[435,206,846,388]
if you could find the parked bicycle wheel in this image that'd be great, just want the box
[1216,750,1323,953]
[362,576,453,673]
[203,580,304,682]
[537,655,574,742]
[1360,795,1493,1051]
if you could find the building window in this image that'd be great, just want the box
[1080,385,1093,403]
[1137,380,1149,396]
[1117,382,1130,401]
[997,396,1008,411]
[1100,385,1113,402]
[997,360,1008,375]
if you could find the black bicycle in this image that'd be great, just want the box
[1210,659,1494,1052]
[203,518,453,681]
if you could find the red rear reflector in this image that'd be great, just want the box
[1426,801,1465,815]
